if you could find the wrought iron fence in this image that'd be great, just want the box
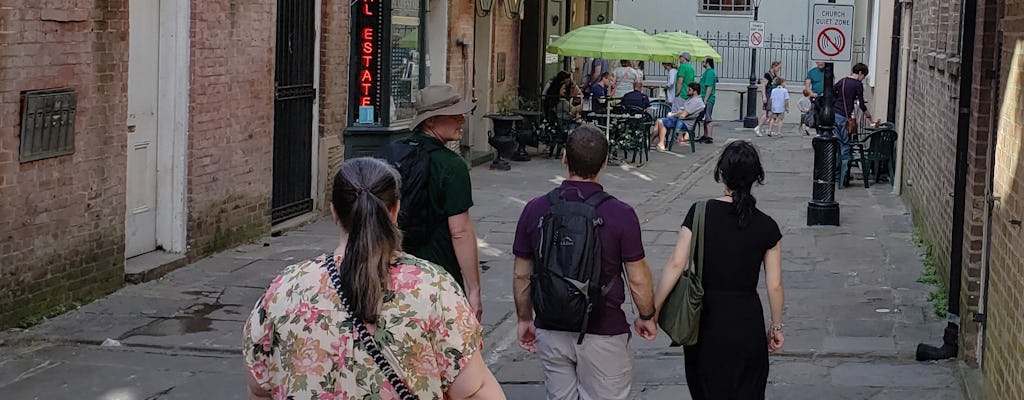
[640,29,865,84]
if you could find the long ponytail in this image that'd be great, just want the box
[333,158,403,324]
[714,141,765,228]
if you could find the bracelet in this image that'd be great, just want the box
[770,323,784,332]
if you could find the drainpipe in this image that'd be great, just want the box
[892,0,911,196]
[885,1,902,122]
[916,0,976,362]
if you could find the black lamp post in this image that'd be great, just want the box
[807,62,840,225]
[742,0,763,128]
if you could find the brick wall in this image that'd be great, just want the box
[982,0,1024,396]
[901,0,1001,365]
[318,0,349,206]
[0,1,129,328]
[186,0,276,256]
[491,7,521,107]
[447,0,474,95]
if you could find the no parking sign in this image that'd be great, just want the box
[811,3,854,62]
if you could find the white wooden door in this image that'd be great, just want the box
[126,0,160,258]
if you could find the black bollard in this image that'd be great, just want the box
[808,62,840,226]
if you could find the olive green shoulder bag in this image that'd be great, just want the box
[658,200,707,347]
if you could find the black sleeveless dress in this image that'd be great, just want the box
[681,200,782,400]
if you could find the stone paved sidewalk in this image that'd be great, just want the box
[0,122,965,399]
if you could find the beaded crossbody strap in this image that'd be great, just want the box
[325,256,419,400]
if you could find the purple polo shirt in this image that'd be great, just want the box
[513,181,646,336]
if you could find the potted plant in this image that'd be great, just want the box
[485,89,522,170]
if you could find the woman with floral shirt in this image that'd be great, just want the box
[243,158,505,400]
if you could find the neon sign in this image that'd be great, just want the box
[353,0,383,123]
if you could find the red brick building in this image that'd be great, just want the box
[0,0,351,328]
[897,0,1024,396]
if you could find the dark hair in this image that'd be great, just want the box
[704,57,714,69]
[545,71,571,111]
[852,63,869,76]
[774,76,785,86]
[714,141,765,228]
[332,158,403,324]
[600,72,612,80]
[620,60,631,67]
[565,125,608,179]
[687,81,701,94]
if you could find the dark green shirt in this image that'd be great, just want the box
[406,132,474,287]
[700,67,717,104]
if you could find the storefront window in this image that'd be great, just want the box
[390,0,423,123]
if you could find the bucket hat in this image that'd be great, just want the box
[412,84,476,128]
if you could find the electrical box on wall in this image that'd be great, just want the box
[20,88,77,163]
[589,0,611,24]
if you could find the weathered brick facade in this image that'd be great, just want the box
[186,0,276,256]
[0,1,129,328]
[0,0,347,328]
[900,0,1001,365]
[319,0,351,207]
[981,0,1024,396]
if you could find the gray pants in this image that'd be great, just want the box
[536,329,633,400]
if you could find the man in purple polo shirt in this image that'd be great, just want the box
[512,125,657,400]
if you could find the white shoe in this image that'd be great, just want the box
[754,126,763,137]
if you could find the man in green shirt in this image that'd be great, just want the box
[675,52,696,100]
[698,56,718,143]
[403,84,483,320]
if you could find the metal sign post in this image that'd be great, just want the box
[749,21,765,48]
[807,1,853,227]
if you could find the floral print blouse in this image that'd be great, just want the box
[243,253,482,400]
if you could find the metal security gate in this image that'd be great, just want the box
[271,0,316,223]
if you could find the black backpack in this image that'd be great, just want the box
[375,138,443,251]
[531,188,612,344]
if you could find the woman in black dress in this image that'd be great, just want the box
[653,141,785,399]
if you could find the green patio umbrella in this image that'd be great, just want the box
[652,31,723,62]
[546,23,677,63]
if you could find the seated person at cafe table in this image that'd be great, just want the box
[588,72,612,113]
[652,82,705,151]
[555,79,583,129]
[620,80,651,111]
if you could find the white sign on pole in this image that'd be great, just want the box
[749,21,765,48]
[811,3,854,62]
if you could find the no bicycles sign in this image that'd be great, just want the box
[811,3,854,62]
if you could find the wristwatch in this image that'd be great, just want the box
[638,310,656,321]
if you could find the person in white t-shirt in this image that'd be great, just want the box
[768,77,789,137]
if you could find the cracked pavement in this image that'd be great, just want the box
[0,122,966,399]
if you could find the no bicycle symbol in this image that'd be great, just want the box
[817,27,846,57]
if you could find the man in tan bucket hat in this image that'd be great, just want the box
[399,84,483,320]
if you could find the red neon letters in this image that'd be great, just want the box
[358,1,377,108]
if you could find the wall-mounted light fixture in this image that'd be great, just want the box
[504,0,524,18]
[476,0,495,17]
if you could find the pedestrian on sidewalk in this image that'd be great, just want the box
[512,125,658,400]
[662,62,679,105]
[753,60,782,137]
[768,77,789,137]
[653,141,785,400]
[832,63,878,160]
[243,158,505,400]
[804,61,828,98]
[698,56,718,143]
[798,88,814,136]
[387,84,483,320]
[676,52,696,101]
